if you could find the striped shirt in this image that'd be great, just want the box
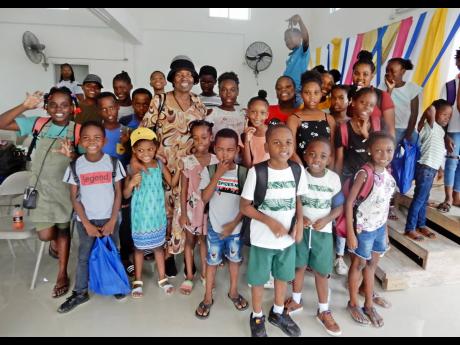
[418,122,446,170]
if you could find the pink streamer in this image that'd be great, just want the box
[392,17,413,58]
[344,33,364,85]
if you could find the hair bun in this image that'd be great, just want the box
[258,90,268,99]
[312,65,326,73]
[357,50,373,62]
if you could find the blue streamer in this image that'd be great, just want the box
[404,12,427,59]
[327,43,330,70]
[340,38,350,84]
[372,26,388,86]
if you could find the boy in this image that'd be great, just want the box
[150,71,167,96]
[198,65,221,108]
[405,101,453,241]
[120,88,152,130]
[284,138,343,336]
[284,14,310,107]
[58,121,126,313]
[241,124,307,337]
[195,128,248,319]
[75,74,103,125]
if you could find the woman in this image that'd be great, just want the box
[266,75,299,126]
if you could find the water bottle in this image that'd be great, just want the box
[12,204,24,230]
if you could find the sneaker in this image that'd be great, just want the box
[57,291,89,313]
[334,257,349,276]
[268,307,301,337]
[250,314,267,337]
[316,309,342,336]
[284,297,304,315]
[263,275,275,289]
[114,293,127,300]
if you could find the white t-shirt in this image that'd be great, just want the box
[441,76,460,133]
[207,106,246,139]
[118,105,134,120]
[56,80,83,98]
[199,165,242,234]
[301,169,342,234]
[63,154,126,221]
[418,121,446,170]
[199,94,221,108]
[241,164,308,250]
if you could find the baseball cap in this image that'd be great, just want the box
[130,127,157,146]
[79,74,103,88]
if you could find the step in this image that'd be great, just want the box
[387,208,460,270]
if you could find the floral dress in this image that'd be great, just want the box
[295,112,331,161]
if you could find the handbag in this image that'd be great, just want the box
[89,237,131,296]
[391,137,420,195]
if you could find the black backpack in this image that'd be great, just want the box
[240,160,302,247]
[0,143,27,178]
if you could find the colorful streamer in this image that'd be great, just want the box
[404,12,427,59]
[330,37,342,70]
[344,33,364,85]
[392,17,413,58]
[340,37,350,83]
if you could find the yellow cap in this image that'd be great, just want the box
[130,127,157,147]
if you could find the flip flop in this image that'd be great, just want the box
[179,279,194,295]
[52,278,69,298]
[404,231,424,241]
[362,306,384,328]
[131,281,143,299]
[437,202,451,213]
[359,291,392,308]
[347,302,370,326]
[228,293,249,311]
[195,299,214,320]
[417,228,436,239]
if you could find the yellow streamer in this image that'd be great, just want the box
[316,47,321,66]
[330,37,342,70]
[362,29,378,52]
[381,22,401,62]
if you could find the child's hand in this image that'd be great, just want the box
[179,213,190,229]
[220,221,236,239]
[347,233,358,251]
[120,128,130,144]
[85,222,102,237]
[268,218,289,238]
[295,221,303,243]
[23,91,44,110]
[129,173,142,189]
[445,136,455,154]
[287,14,301,26]
[100,219,116,236]
[52,139,74,158]
[437,168,444,181]
[312,217,329,231]
[384,75,396,91]
[130,156,148,174]
[155,152,168,165]
[244,126,256,143]
[215,160,232,178]
[303,216,312,228]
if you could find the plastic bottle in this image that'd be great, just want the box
[12,205,24,230]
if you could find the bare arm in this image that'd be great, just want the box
[295,196,304,243]
[101,180,122,236]
[345,171,367,249]
[179,170,190,229]
[0,91,44,131]
[382,107,396,139]
[327,114,336,166]
[405,95,419,139]
[162,164,182,188]
[289,14,309,51]
[334,146,344,175]
[70,184,101,237]
[287,114,303,165]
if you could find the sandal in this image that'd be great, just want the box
[52,277,69,298]
[417,228,436,239]
[388,206,399,220]
[437,202,451,213]
[179,279,194,295]
[195,299,214,320]
[347,301,370,326]
[124,262,135,278]
[49,242,59,260]
[359,291,392,308]
[158,278,175,295]
[228,293,249,311]
[131,281,143,298]
[362,306,384,327]
[404,231,424,241]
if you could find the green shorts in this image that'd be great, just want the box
[247,244,296,286]
[34,222,70,232]
[295,227,333,277]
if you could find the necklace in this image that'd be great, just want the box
[172,92,190,112]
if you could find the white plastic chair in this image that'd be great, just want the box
[0,129,17,145]
[0,171,45,289]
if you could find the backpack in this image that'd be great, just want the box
[69,155,119,190]
[446,79,456,106]
[0,143,27,177]
[335,163,374,238]
[26,117,81,161]
[239,160,302,247]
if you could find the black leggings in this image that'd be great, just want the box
[119,205,134,262]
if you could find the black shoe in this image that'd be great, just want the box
[268,307,301,337]
[114,294,127,300]
[165,256,177,278]
[57,291,89,313]
[250,313,267,337]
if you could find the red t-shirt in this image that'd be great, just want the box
[266,105,298,125]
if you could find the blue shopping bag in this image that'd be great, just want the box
[391,138,420,195]
[89,237,131,296]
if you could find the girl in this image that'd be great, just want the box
[113,71,134,119]
[56,63,84,103]
[179,120,219,294]
[150,70,167,96]
[346,131,396,328]
[0,86,79,298]
[312,65,339,112]
[329,85,350,125]
[288,70,336,167]
[123,127,182,297]
[380,58,422,146]
[266,76,299,126]
[242,90,270,168]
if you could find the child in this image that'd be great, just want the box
[288,70,336,166]
[206,72,245,139]
[267,76,299,126]
[404,101,452,241]
[150,71,167,96]
[241,124,307,337]
[198,65,221,108]
[329,85,350,125]
[195,128,248,319]
[179,120,219,294]
[242,90,271,168]
[346,131,396,328]
[0,87,79,299]
[75,74,103,125]
[119,88,152,129]
[123,127,182,297]
[312,65,338,112]
[284,14,310,107]
[113,71,134,119]
[56,63,84,103]
[96,92,130,167]
[284,137,343,336]
[58,121,126,313]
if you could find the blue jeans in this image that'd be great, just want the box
[395,128,419,146]
[348,225,388,261]
[444,132,460,192]
[206,224,242,266]
[405,163,437,232]
[335,235,346,256]
[74,218,120,294]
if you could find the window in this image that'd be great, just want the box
[209,8,250,20]
[330,8,341,14]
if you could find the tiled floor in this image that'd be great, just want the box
[1,239,459,337]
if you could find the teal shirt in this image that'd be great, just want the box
[15,116,74,140]
[284,44,310,93]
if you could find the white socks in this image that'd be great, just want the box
[252,310,263,318]
[292,292,302,304]
[273,304,284,314]
[318,302,329,313]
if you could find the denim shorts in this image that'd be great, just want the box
[206,224,242,266]
[348,224,388,261]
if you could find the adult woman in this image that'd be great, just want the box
[266,75,299,126]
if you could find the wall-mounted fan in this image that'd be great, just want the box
[22,31,49,71]
[245,41,273,79]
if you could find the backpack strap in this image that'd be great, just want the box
[69,159,79,185]
[237,165,248,195]
[371,88,383,132]
[253,161,269,208]
[74,123,81,146]
[287,160,302,233]
[340,122,349,148]
[207,164,217,180]
[110,156,118,188]
[26,117,52,160]
[446,79,457,106]
[356,163,375,202]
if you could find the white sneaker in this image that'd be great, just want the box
[334,257,348,276]
[263,275,275,289]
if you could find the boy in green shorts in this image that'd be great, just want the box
[240,124,307,337]
[284,137,343,336]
